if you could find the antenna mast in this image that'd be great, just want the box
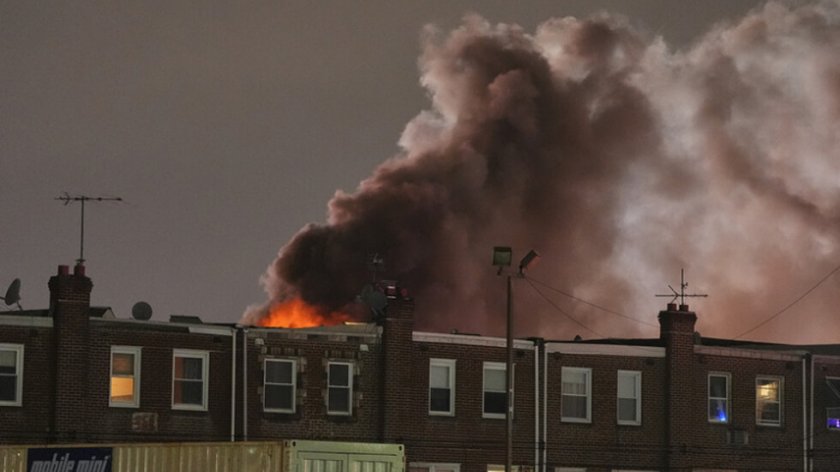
[55,193,123,265]
[656,268,708,306]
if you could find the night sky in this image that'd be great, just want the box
[5,1,832,343]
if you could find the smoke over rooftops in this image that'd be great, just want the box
[244,3,840,343]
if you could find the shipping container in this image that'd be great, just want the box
[0,440,404,472]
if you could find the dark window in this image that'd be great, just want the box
[265,359,296,412]
[429,359,454,415]
[328,362,352,415]
[483,363,507,417]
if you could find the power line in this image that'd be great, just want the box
[525,276,658,328]
[734,261,840,339]
[523,277,606,337]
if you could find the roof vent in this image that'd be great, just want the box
[169,315,203,324]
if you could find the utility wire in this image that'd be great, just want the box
[523,277,606,337]
[734,261,840,339]
[526,276,658,328]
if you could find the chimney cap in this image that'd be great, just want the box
[57,265,69,276]
[667,303,677,311]
[73,264,85,277]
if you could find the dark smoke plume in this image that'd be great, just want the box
[245,2,840,343]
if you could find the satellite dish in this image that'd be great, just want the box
[0,279,22,310]
[358,284,388,320]
[131,301,153,320]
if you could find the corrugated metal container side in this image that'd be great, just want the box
[0,440,403,472]
[283,440,404,472]
[0,446,26,472]
[113,441,284,472]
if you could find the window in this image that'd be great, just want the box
[327,361,353,415]
[756,376,782,426]
[429,359,455,416]
[483,362,508,418]
[825,377,840,429]
[708,373,730,423]
[0,344,23,406]
[172,350,209,410]
[617,370,641,425]
[562,367,591,423]
[110,346,140,407]
[264,358,296,413]
[410,463,460,472]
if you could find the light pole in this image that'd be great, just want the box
[493,247,539,472]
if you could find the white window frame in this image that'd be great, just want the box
[827,377,840,430]
[708,372,731,424]
[171,349,209,411]
[483,361,509,419]
[561,367,592,423]
[617,370,641,426]
[109,346,141,408]
[429,358,456,416]
[0,343,23,407]
[410,463,461,472]
[264,358,297,413]
[755,375,783,427]
[327,361,353,416]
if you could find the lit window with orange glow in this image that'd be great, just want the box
[110,346,140,408]
[756,376,783,426]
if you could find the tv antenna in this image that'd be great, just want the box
[367,252,385,283]
[656,268,708,306]
[0,278,22,310]
[55,193,123,265]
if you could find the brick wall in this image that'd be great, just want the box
[659,304,698,471]
[49,264,93,442]
[242,326,384,442]
[85,321,235,442]
[684,351,804,471]
[402,338,537,472]
[544,348,667,471]
[0,324,54,444]
[384,296,415,443]
[0,268,838,472]
[810,357,840,472]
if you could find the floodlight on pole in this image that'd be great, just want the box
[519,250,539,274]
[493,247,538,472]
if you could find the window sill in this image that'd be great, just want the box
[109,403,140,409]
[172,404,208,412]
[561,417,591,424]
[755,423,784,429]
[617,421,641,426]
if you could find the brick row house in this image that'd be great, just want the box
[1,264,840,471]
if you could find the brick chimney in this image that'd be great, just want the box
[658,302,697,470]
[381,284,414,443]
[48,263,93,442]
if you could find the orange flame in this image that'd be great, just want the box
[258,297,352,328]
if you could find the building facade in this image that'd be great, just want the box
[1,264,839,471]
